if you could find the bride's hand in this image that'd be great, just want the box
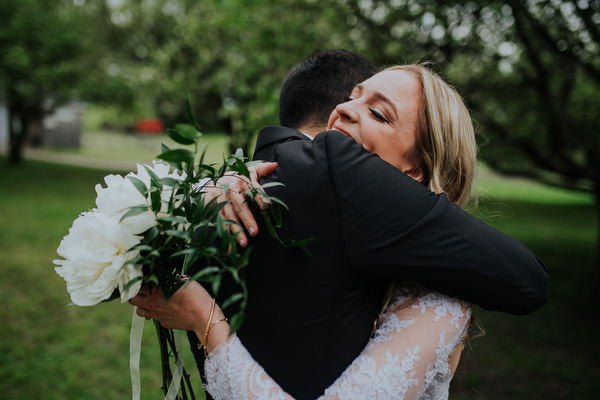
[201,162,278,248]
[130,281,231,354]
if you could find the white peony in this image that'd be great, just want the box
[54,210,143,306]
[56,162,188,306]
[94,173,155,236]
[127,161,187,217]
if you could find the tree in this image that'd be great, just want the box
[1,1,81,164]
[0,0,140,165]
[339,0,600,288]
[94,0,354,155]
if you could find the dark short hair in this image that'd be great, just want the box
[279,49,376,130]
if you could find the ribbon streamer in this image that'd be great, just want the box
[165,330,184,400]
[130,309,185,400]
[130,309,145,400]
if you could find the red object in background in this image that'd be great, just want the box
[135,119,164,134]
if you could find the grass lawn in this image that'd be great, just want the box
[0,159,206,400]
[1,134,598,399]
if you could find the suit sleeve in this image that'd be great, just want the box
[319,131,549,315]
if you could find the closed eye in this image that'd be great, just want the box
[370,108,389,123]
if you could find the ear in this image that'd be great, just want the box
[403,166,424,183]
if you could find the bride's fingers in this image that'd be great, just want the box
[252,162,278,178]
[224,192,251,247]
[136,285,150,296]
[249,163,278,210]
[135,307,151,320]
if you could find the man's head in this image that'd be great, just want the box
[279,49,376,136]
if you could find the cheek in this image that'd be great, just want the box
[326,110,337,130]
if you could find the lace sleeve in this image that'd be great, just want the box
[204,289,471,400]
[318,289,471,400]
[204,334,292,400]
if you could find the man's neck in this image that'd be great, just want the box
[296,125,327,138]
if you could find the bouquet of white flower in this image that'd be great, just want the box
[54,98,309,399]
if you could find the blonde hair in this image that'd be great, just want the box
[374,64,480,334]
[384,64,477,208]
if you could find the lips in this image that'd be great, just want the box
[332,124,351,138]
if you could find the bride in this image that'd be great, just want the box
[132,64,479,399]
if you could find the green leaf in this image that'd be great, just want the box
[149,187,162,213]
[229,311,245,333]
[204,200,230,221]
[221,293,244,310]
[186,92,202,132]
[167,128,195,145]
[268,197,289,211]
[156,216,188,225]
[127,176,148,196]
[170,248,196,258]
[175,124,201,140]
[142,226,160,243]
[159,177,182,189]
[142,165,163,190]
[120,205,150,222]
[211,274,222,296]
[190,266,220,280]
[131,244,153,252]
[227,157,251,177]
[239,247,252,269]
[122,276,143,291]
[158,149,195,164]
[216,213,225,237]
[260,182,285,189]
[164,229,191,240]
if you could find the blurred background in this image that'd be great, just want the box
[0,0,598,399]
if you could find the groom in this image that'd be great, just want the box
[190,50,549,399]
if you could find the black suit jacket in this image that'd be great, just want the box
[191,126,549,399]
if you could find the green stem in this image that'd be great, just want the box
[162,327,197,400]
[155,321,172,396]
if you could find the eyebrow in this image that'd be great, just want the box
[356,84,399,121]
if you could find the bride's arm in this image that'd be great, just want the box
[203,289,471,400]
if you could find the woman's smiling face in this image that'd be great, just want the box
[327,69,422,179]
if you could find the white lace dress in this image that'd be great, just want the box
[204,289,471,400]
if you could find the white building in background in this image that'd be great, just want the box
[0,96,83,151]
[41,101,84,148]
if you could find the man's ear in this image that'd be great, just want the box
[404,166,424,183]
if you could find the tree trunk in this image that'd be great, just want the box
[8,107,27,166]
[7,91,43,166]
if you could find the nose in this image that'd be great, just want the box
[335,101,358,123]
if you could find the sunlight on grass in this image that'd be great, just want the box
[476,164,594,205]
[80,130,231,165]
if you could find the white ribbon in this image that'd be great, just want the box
[130,310,145,400]
[130,309,185,400]
[165,331,184,400]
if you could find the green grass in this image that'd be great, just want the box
[457,199,599,399]
[46,129,232,168]
[1,146,598,399]
[0,160,205,400]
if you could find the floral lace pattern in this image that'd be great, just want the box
[204,289,471,400]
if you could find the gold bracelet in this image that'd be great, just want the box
[198,298,216,352]
[203,318,229,357]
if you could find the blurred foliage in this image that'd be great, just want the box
[334,0,600,281]
[2,0,599,273]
